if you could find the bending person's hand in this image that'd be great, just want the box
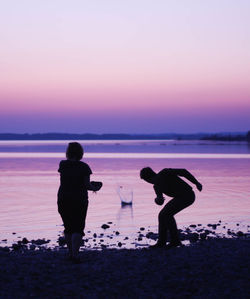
[155,196,165,205]
[196,182,202,192]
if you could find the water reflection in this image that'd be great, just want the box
[117,204,134,222]
[0,140,250,246]
[0,152,250,158]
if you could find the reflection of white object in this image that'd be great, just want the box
[116,185,133,205]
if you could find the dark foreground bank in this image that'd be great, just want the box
[0,238,249,299]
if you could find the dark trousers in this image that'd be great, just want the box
[158,191,195,245]
[58,199,89,235]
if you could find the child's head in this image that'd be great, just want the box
[140,167,157,183]
[66,142,83,161]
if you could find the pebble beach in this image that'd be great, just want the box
[1,223,249,299]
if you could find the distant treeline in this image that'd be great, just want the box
[0,133,205,140]
[202,131,250,141]
[0,132,249,141]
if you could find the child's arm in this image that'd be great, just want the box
[84,176,99,191]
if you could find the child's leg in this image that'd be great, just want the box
[71,201,89,259]
[64,232,72,256]
[72,233,82,258]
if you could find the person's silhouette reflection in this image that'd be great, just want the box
[140,167,202,249]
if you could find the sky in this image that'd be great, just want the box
[0,0,250,134]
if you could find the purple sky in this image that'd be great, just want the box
[0,1,249,133]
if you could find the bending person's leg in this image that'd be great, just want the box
[165,216,182,246]
[152,203,179,247]
[156,204,183,246]
[156,208,169,246]
[157,191,195,247]
[164,191,195,246]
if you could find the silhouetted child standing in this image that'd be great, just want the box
[57,142,102,263]
[140,167,202,249]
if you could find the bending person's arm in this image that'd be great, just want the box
[168,168,202,191]
[153,185,165,205]
[153,185,164,199]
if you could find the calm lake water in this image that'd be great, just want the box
[0,140,249,248]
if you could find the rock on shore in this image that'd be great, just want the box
[0,238,249,298]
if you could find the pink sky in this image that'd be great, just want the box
[0,1,250,133]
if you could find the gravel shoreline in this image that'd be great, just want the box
[0,238,249,298]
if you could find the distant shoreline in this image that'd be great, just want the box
[0,132,249,141]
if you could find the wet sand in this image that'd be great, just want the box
[0,236,249,298]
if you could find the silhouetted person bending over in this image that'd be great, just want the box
[140,167,202,249]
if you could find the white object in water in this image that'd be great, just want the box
[116,185,133,205]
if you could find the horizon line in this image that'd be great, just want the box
[0,131,248,135]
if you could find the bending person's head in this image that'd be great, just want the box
[66,142,84,161]
[140,167,157,183]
